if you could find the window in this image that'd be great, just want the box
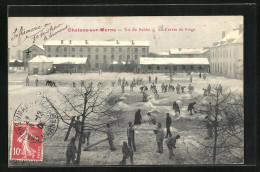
[111,55,114,61]
[87,55,91,60]
[48,55,51,57]
[56,47,59,52]
[72,48,75,52]
[64,55,67,57]
[191,65,194,70]
[173,66,177,71]
[119,48,122,52]
[72,55,75,57]
[135,48,138,53]
[142,48,146,53]
[80,48,83,52]
[142,55,145,57]
[157,66,160,70]
[56,55,59,57]
[127,55,130,60]
[182,66,186,70]
[199,66,202,70]
[95,55,99,60]
[127,48,130,52]
[165,66,168,70]
[103,55,106,60]
[95,63,99,68]
[48,48,51,52]
[111,48,114,52]
[88,48,91,52]
[80,55,83,57]
[148,66,152,70]
[135,55,138,60]
[119,55,122,61]
[96,48,99,52]
[64,47,67,52]
[103,48,107,52]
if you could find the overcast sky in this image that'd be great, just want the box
[8,16,243,58]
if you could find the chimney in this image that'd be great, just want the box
[239,24,243,34]
[61,40,63,44]
[69,40,72,44]
[178,48,181,51]
[222,31,225,38]
[116,40,119,44]
[85,40,88,44]
[132,40,135,45]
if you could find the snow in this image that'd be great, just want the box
[44,40,149,46]
[50,57,87,64]
[169,48,209,55]
[28,55,53,63]
[140,57,210,65]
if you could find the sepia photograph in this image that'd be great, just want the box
[8,16,244,166]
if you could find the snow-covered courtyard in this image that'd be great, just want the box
[8,71,243,166]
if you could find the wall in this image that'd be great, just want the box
[23,45,45,68]
[28,62,53,75]
[140,64,209,73]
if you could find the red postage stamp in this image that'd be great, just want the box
[10,121,44,161]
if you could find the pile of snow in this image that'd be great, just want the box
[113,101,132,111]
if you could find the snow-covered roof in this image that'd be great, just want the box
[44,40,149,46]
[23,44,44,52]
[157,52,170,56]
[140,57,210,65]
[28,55,53,63]
[112,61,126,65]
[169,48,209,55]
[50,57,87,64]
[9,59,22,63]
[215,30,243,47]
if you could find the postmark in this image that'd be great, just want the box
[10,121,44,161]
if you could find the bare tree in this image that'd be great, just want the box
[40,83,121,164]
[183,86,244,164]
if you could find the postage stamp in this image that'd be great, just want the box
[10,121,44,161]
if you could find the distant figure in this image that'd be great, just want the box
[152,86,159,98]
[118,77,121,86]
[190,75,193,83]
[154,123,164,154]
[147,112,156,125]
[205,116,213,139]
[172,101,180,115]
[181,86,186,93]
[106,123,116,151]
[187,102,197,115]
[165,113,172,138]
[164,85,168,93]
[207,84,211,94]
[203,73,206,80]
[203,88,208,96]
[73,82,76,87]
[25,76,29,86]
[81,80,85,87]
[218,84,222,95]
[130,82,135,92]
[143,92,148,102]
[176,84,180,94]
[161,83,165,92]
[66,137,77,165]
[188,84,194,94]
[155,76,158,84]
[165,135,180,160]
[125,81,128,87]
[121,83,125,93]
[112,81,115,87]
[74,116,81,139]
[88,82,93,91]
[119,142,133,165]
[170,74,173,83]
[134,109,142,125]
[127,122,136,151]
[225,112,236,132]
[199,72,201,78]
[149,76,151,83]
[35,78,38,86]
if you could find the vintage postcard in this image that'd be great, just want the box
[8,16,244,166]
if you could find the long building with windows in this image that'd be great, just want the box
[43,40,149,71]
[209,25,243,79]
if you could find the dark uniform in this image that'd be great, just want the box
[166,115,172,138]
[127,123,136,151]
[165,135,180,159]
[134,109,142,125]
[119,142,133,165]
[66,138,77,165]
[188,102,196,115]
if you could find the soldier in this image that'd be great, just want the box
[187,102,197,115]
[112,81,116,87]
[106,123,116,151]
[199,72,201,78]
[218,84,222,95]
[134,109,142,125]
[165,135,180,160]
[154,123,164,154]
[119,142,133,165]
[164,84,168,93]
[170,74,173,83]
[165,113,172,138]
[161,83,165,93]
[121,83,125,93]
[25,76,29,86]
[176,84,180,94]
[74,116,81,139]
[153,86,159,98]
[181,86,186,93]
[118,77,121,86]
[127,122,136,151]
[207,84,211,94]
[173,101,180,115]
[205,116,213,139]
[190,75,193,83]
[203,88,208,96]
[188,84,193,94]
[147,112,156,125]
[130,82,135,92]
[155,76,158,84]
[81,80,85,87]
[73,82,76,87]
[66,137,77,165]
[149,76,151,83]
[35,78,38,86]
[143,92,148,102]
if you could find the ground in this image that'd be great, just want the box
[8,69,243,166]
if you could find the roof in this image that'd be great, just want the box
[169,48,209,55]
[50,57,87,64]
[215,30,243,47]
[140,57,210,65]
[9,59,23,63]
[112,61,126,65]
[44,40,149,46]
[23,44,45,52]
[157,52,170,56]
[28,56,53,63]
